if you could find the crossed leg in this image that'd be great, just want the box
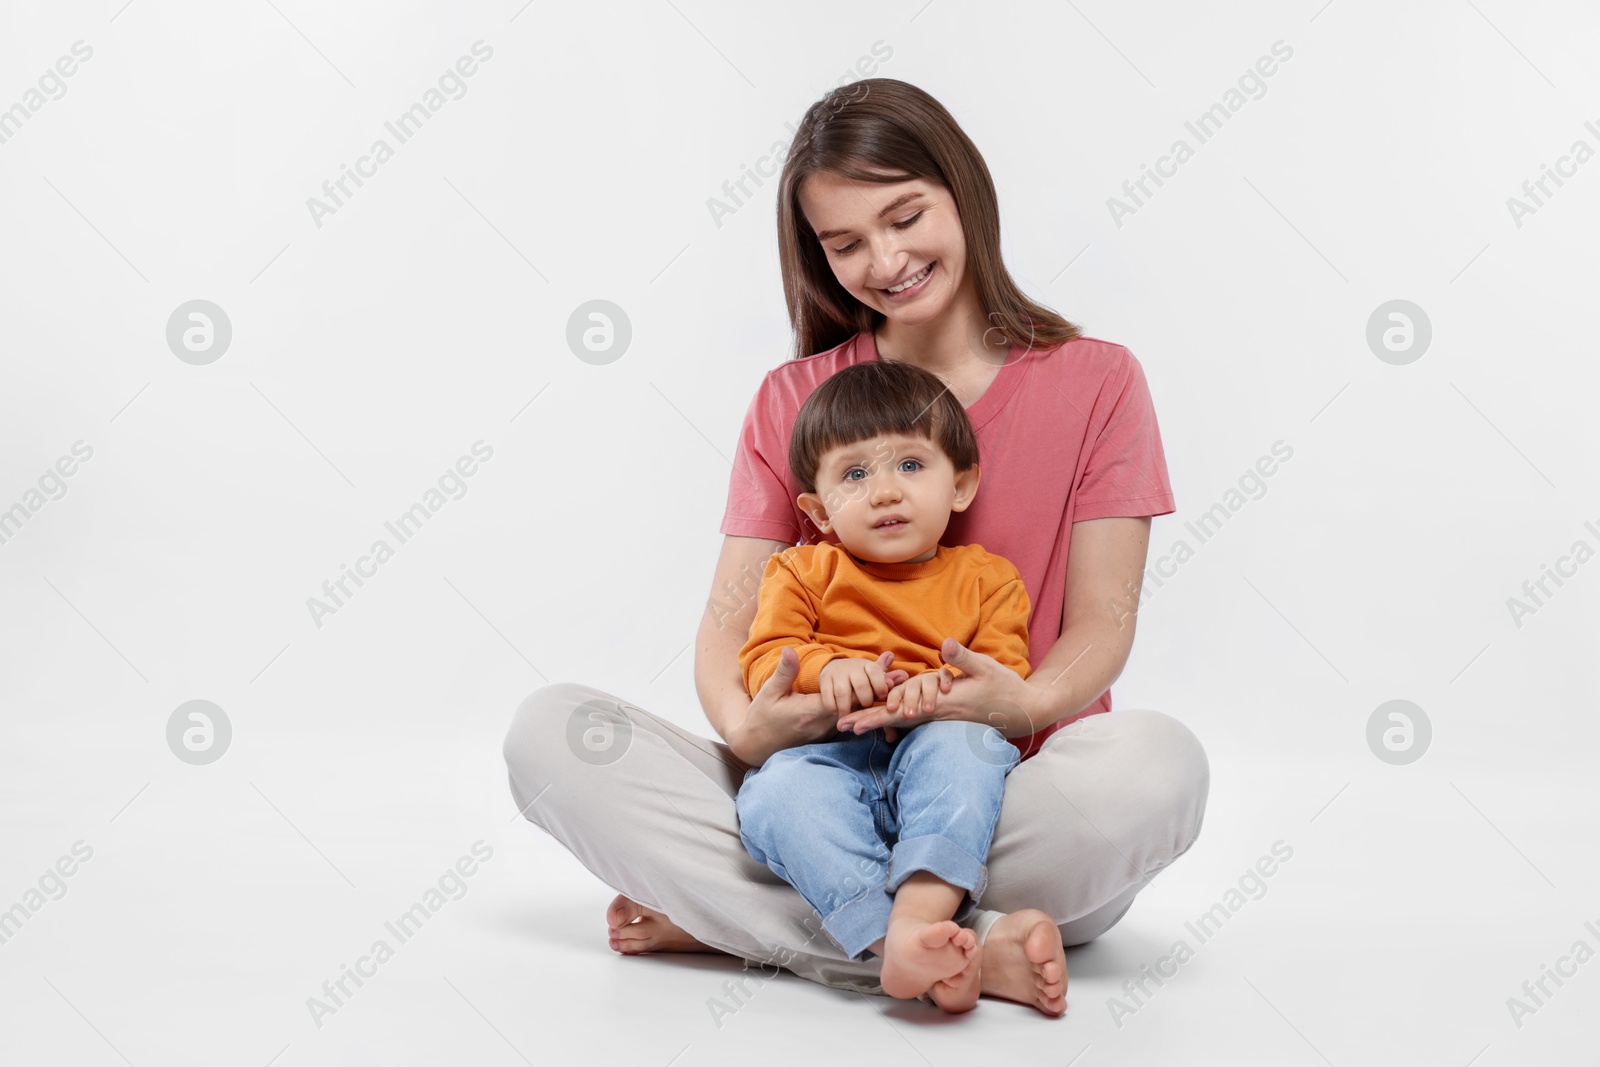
[505,683,1208,1014]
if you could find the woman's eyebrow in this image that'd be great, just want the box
[814,192,925,242]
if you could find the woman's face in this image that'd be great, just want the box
[798,171,969,329]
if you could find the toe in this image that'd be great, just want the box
[606,894,639,927]
[916,920,959,949]
[615,929,656,954]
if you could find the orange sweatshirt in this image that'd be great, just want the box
[739,541,1033,698]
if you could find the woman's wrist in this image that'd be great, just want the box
[995,673,1056,738]
[1019,672,1073,735]
[724,702,769,768]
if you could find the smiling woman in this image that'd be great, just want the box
[505,76,1210,1017]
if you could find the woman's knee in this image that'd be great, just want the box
[1112,710,1210,841]
[505,682,573,768]
[503,681,631,782]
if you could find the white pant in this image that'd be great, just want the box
[503,682,1210,995]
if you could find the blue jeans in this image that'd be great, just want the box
[735,719,1021,962]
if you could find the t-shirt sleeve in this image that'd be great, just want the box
[1072,350,1177,521]
[719,373,802,543]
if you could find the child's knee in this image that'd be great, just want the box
[913,719,1017,768]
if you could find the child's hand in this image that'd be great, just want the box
[818,651,904,717]
[884,667,956,723]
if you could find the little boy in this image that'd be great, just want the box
[734,358,1033,1013]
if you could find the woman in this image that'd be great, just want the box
[503,78,1209,1017]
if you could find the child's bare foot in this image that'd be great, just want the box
[605,894,728,955]
[978,909,1067,1016]
[926,934,983,1013]
[879,918,977,999]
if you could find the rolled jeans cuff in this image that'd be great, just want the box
[822,883,896,962]
[886,835,989,922]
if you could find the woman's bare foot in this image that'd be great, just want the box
[605,895,728,955]
[977,909,1067,1016]
[879,918,977,1000]
[926,935,983,1013]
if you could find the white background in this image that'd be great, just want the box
[2,1,1597,1063]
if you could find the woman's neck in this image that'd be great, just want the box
[874,286,1008,375]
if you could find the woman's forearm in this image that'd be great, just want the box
[695,601,754,747]
[698,610,843,766]
[696,535,796,764]
[695,598,801,767]
[1016,618,1133,735]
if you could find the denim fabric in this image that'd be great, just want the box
[735,719,1020,961]
[507,683,1211,996]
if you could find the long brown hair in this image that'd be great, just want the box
[776,78,1080,360]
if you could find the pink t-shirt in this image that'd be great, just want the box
[720,329,1176,760]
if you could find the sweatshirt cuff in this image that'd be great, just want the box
[795,649,844,694]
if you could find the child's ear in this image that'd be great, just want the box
[797,492,833,532]
[950,464,980,513]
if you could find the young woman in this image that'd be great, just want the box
[503,77,1209,1017]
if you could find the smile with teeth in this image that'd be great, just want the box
[885,262,933,294]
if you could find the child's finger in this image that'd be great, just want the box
[904,676,927,717]
[866,662,889,700]
[851,672,876,711]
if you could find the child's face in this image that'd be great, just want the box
[796,432,978,564]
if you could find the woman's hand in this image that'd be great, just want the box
[731,647,910,766]
[835,638,1042,737]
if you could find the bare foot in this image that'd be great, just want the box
[978,909,1067,1016]
[927,935,983,1013]
[605,894,728,955]
[880,918,977,1000]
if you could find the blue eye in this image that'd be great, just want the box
[843,459,920,481]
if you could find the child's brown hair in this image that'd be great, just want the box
[789,359,979,495]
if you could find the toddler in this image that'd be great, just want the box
[735,358,1033,1012]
